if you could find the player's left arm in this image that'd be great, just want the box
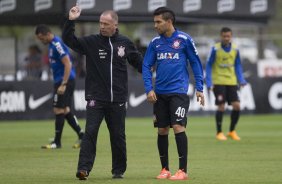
[234,50,247,87]
[126,39,143,73]
[186,38,205,106]
[55,41,72,95]
[61,55,72,84]
[142,42,156,94]
[57,55,72,95]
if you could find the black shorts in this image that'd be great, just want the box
[153,94,190,128]
[53,80,75,108]
[213,85,239,105]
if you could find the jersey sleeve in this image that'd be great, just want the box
[62,20,86,54]
[142,41,156,94]
[125,38,143,73]
[205,47,216,88]
[186,38,204,92]
[53,41,68,60]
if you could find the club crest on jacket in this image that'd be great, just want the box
[172,40,181,49]
[117,46,125,57]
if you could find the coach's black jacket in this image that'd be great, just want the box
[62,20,143,103]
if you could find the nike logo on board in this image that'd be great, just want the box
[129,93,147,107]
[28,94,52,110]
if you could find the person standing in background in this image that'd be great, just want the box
[25,45,43,80]
[206,27,247,141]
[35,24,84,149]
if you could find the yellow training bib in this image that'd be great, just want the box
[212,42,238,85]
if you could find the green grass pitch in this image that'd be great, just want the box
[0,114,281,184]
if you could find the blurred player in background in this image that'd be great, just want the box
[206,27,247,141]
[24,44,43,80]
[35,24,84,149]
[142,7,205,180]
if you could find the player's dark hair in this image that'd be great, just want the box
[153,7,175,25]
[221,27,232,33]
[35,24,51,35]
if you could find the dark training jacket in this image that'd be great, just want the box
[62,20,143,103]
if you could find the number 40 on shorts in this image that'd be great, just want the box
[175,107,186,118]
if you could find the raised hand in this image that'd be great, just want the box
[69,6,81,20]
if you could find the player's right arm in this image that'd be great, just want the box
[142,41,157,103]
[205,47,216,90]
[62,6,86,55]
[57,55,72,95]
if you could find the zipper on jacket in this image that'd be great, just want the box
[109,38,113,102]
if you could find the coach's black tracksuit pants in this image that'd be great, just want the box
[77,100,127,175]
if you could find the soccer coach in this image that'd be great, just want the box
[62,5,143,180]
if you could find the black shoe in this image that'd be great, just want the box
[76,170,89,180]
[112,173,124,179]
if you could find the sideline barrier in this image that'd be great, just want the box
[0,76,281,120]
